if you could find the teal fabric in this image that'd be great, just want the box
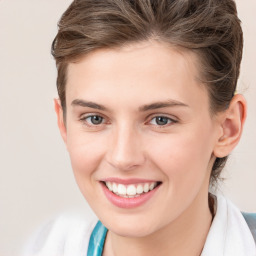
[242,212,256,244]
[86,213,256,255]
[87,221,108,256]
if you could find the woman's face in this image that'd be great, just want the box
[59,41,222,237]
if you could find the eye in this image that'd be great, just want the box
[149,116,176,126]
[81,115,105,125]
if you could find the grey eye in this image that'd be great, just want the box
[154,116,170,125]
[150,116,173,126]
[87,115,104,125]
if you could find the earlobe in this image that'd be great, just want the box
[54,98,67,144]
[213,94,247,158]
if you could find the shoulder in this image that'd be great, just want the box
[202,194,256,255]
[242,212,256,243]
[23,212,98,256]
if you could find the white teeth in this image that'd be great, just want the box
[105,181,159,197]
[112,183,118,193]
[136,184,144,194]
[106,182,112,191]
[127,185,136,196]
[143,183,149,193]
[117,184,126,195]
[149,182,156,190]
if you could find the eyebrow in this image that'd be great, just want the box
[71,99,189,111]
[139,100,189,111]
[71,99,107,111]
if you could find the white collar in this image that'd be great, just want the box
[201,194,256,256]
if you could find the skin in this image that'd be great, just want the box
[55,41,246,256]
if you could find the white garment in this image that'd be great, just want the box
[201,195,256,256]
[23,195,256,256]
[23,213,98,256]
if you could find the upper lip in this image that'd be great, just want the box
[101,177,160,185]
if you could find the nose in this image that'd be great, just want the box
[106,124,146,171]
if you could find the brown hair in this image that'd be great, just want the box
[51,0,243,184]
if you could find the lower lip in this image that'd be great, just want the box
[101,182,160,209]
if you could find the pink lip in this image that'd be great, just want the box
[102,177,158,185]
[100,182,161,209]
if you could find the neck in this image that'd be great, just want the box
[103,192,213,256]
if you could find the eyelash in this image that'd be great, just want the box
[148,116,178,127]
[79,114,178,128]
[79,114,108,127]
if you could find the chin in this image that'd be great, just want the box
[102,216,160,238]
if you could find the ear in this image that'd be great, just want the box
[54,98,67,145]
[213,94,247,158]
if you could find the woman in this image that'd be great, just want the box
[25,0,256,255]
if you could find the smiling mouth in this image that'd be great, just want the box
[102,181,162,198]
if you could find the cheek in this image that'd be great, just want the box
[66,131,106,190]
[148,124,215,187]
[143,126,215,221]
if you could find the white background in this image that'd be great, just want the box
[0,1,255,255]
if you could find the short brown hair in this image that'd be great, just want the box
[51,0,243,184]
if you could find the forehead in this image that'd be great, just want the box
[65,41,208,110]
[67,41,201,82]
